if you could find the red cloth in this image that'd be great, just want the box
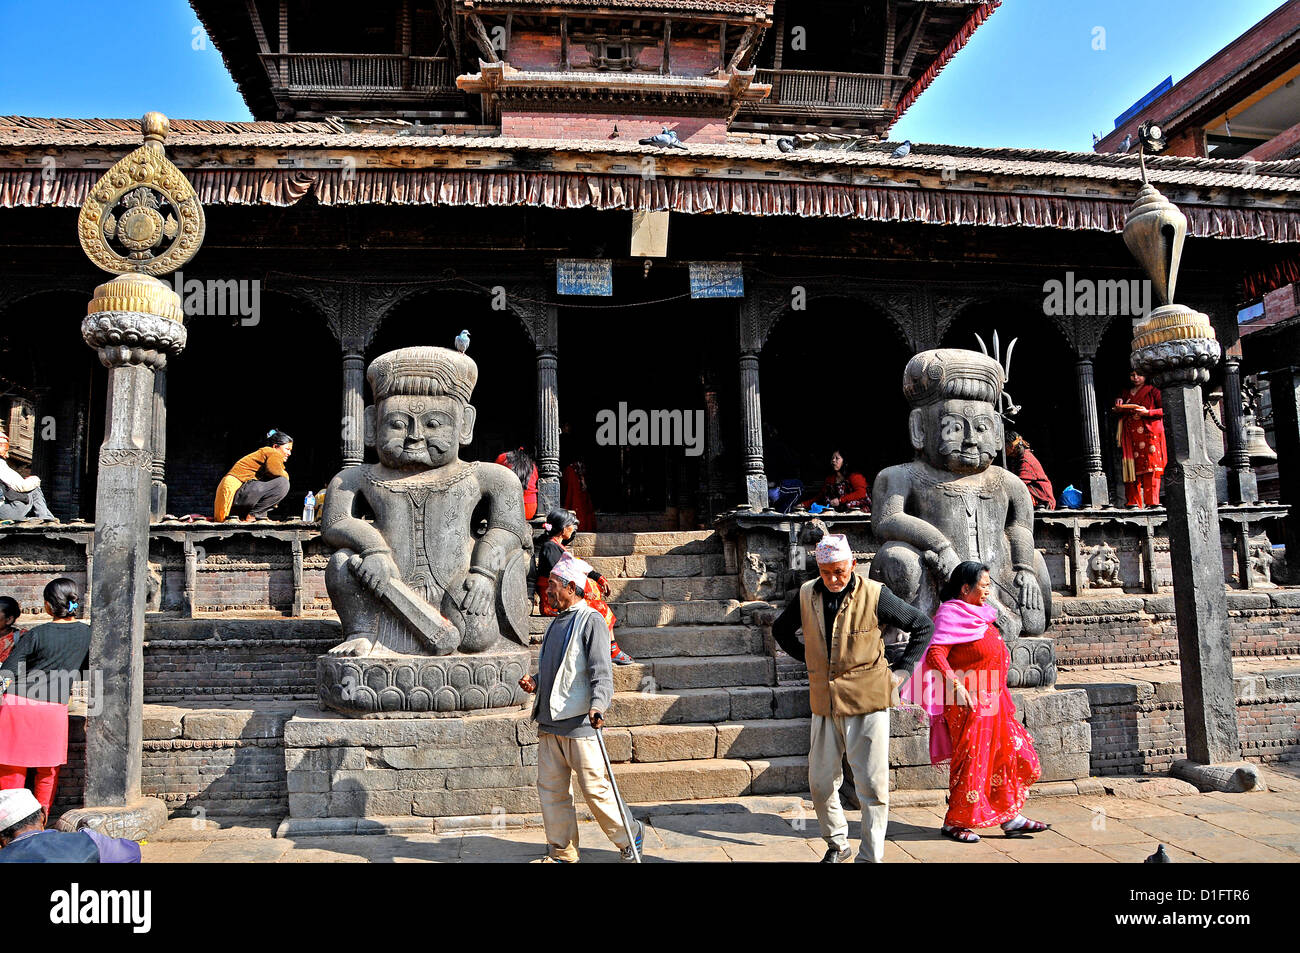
[0,693,70,767]
[562,462,596,531]
[495,452,538,520]
[1011,447,1055,508]
[803,471,870,509]
[0,628,18,666]
[925,625,1041,828]
[1116,384,1166,506]
[0,763,59,814]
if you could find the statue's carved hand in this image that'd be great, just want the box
[925,545,961,582]
[460,573,493,617]
[356,552,399,597]
[1014,569,1042,612]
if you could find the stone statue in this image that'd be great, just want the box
[317,345,533,714]
[1086,543,1123,589]
[870,348,1053,641]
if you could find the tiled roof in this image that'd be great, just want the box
[456,0,774,15]
[2,117,1297,194]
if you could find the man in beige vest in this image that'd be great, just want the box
[770,533,934,862]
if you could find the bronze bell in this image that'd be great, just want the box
[1243,416,1278,465]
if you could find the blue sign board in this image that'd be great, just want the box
[1115,76,1173,129]
[689,261,745,298]
[556,259,613,296]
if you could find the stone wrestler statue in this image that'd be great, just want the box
[869,349,1052,639]
[322,346,532,658]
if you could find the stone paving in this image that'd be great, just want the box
[136,765,1300,863]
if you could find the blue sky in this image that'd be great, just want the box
[0,0,1289,151]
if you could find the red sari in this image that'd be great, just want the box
[1115,384,1166,507]
[926,626,1041,828]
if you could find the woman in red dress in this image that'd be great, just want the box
[1114,370,1166,507]
[0,597,23,665]
[495,447,539,520]
[913,561,1049,843]
[535,510,633,665]
[801,450,870,511]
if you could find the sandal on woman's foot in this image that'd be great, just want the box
[941,826,980,843]
[1001,816,1050,837]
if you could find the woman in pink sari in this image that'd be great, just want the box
[903,561,1048,844]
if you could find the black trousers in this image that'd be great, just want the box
[230,475,289,519]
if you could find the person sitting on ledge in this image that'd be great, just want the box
[0,597,23,666]
[214,429,293,522]
[802,450,870,512]
[536,510,634,665]
[496,447,539,520]
[0,789,140,863]
[0,430,57,523]
[1004,431,1055,509]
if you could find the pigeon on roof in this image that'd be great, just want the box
[890,140,913,159]
[639,126,688,150]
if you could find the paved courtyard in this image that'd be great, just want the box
[139,765,1300,863]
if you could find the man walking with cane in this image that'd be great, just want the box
[769,534,934,862]
[520,551,644,863]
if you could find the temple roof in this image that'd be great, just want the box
[455,0,775,16]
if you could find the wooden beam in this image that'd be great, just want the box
[883,0,896,76]
[727,25,759,73]
[245,0,272,55]
[719,22,726,70]
[278,0,289,89]
[663,18,672,75]
[896,7,929,79]
[468,14,500,62]
[400,0,411,89]
[772,0,786,70]
[560,14,570,71]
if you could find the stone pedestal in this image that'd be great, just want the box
[319,645,530,716]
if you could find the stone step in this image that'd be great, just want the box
[608,653,775,692]
[603,574,740,603]
[567,530,723,558]
[618,719,812,763]
[605,683,810,727]
[611,625,759,659]
[610,759,755,802]
[615,599,744,627]
[586,553,729,580]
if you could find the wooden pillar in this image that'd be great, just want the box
[1222,347,1258,503]
[1075,355,1110,507]
[341,342,366,469]
[739,350,766,511]
[536,344,561,514]
[662,18,672,75]
[560,15,569,71]
[1264,365,1300,559]
[149,367,167,521]
[399,0,411,88]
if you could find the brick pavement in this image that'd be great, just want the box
[137,765,1300,863]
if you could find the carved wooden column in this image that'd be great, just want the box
[1222,346,1258,504]
[341,341,366,468]
[1075,355,1110,506]
[534,301,561,515]
[738,296,768,510]
[149,367,168,521]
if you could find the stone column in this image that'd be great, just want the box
[1222,348,1258,504]
[536,347,561,515]
[739,350,767,511]
[149,367,167,521]
[1265,365,1300,559]
[341,342,366,468]
[1075,356,1110,506]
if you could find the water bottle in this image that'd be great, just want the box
[302,492,316,523]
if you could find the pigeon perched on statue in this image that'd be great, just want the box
[890,140,913,158]
[639,126,688,150]
[1144,844,1172,863]
[455,329,470,353]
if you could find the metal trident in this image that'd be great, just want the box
[973,330,1021,421]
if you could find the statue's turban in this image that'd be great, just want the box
[367,346,478,405]
[902,349,1004,408]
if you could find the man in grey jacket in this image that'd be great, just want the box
[520,552,644,863]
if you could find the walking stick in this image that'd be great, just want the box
[595,724,641,863]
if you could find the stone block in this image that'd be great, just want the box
[1142,595,1176,614]
[609,760,752,802]
[285,771,330,795]
[521,744,538,766]
[332,768,399,792]
[1269,590,1300,609]
[773,685,812,719]
[651,655,775,690]
[517,718,539,746]
[661,576,741,601]
[604,689,731,727]
[288,793,328,818]
[284,748,328,773]
[332,747,366,771]
[327,789,413,817]
[1027,726,1063,754]
[1059,596,1144,617]
[1153,679,1185,703]
[891,763,949,790]
[1225,592,1272,610]
[142,708,183,741]
[393,770,448,791]
[1061,722,1092,753]
[726,686,775,721]
[642,554,703,578]
[1066,682,1143,706]
[444,765,537,790]
[630,725,716,762]
[716,719,810,760]
[1020,689,1091,728]
[890,706,929,737]
[1036,751,1091,782]
[613,663,655,693]
[888,733,932,766]
[411,786,540,818]
[1264,672,1300,695]
[615,625,754,659]
[283,710,469,748]
[377,744,521,770]
[749,756,809,795]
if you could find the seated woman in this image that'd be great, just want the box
[214,429,294,523]
[0,578,91,816]
[801,450,870,512]
[1004,431,1056,509]
[535,509,633,665]
[0,430,57,523]
[496,447,539,520]
[904,561,1049,844]
[0,597,22,666]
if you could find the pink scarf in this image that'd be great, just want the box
[899,598,998,763]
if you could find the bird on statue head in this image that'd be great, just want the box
[455,329,470,353]
[890,140,913,159]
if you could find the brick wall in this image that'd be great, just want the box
[1075,672,1300,776]
[502,110,729,143]
[1051,592,1300,665]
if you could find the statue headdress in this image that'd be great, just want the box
[367,346,478,405]
[902,349,1004,408]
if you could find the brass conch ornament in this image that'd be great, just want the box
[77,112,204,277]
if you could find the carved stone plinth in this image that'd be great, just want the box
[319,646,530,716]
[55,798,168,841]
[1006,637,1056,689]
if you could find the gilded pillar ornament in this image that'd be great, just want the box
[57,113,202,839]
